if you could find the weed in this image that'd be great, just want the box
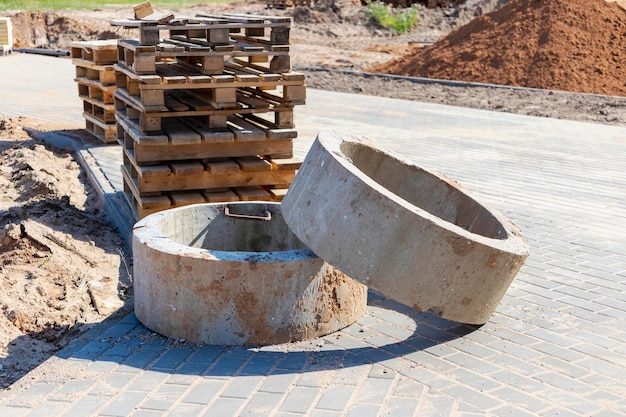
[366,1,420,34]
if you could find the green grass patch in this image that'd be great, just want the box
[365,1,419,34]
[0,0,241,12]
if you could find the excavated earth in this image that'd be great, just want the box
[1,0,626,389]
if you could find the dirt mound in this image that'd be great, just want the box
[8,11,116,49]
[0,117,132,388]
[368,0,626,96]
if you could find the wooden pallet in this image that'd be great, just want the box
[266,0,312,8]
[114,62,305,114]
[122,170,285,220]
[116,108,295,145]
[83,98,116,124]
[111,13,291,47]
[123,150,300,194]
[76,78,117,106]
[70,40,118,65]
[116,114,293,163]
[75,63,116,86]
[114,88,296,133]
[84,113,116,143]
[0,17,13,55]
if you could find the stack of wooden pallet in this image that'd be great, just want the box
[71,40,119,143]
[0,17,12,56]
[110,8,306,219]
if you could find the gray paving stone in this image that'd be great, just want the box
[49,379,98,402]
[442,386,502,411]
[167,403,207,417]
[99,391,147,416]
[60,395,109,417]
[130,410,165,417]
[331,364,370,386]
[8,382,60,407]
[279,386,321,414]
[220,375,263,399]
[344,403,381,417]
[240,354,280,375]
[380,397,419,416]
[204,396,245,416]
[2,58,626,417]
[353,377,394,404]
[0,405,29,417]
[126,371,169,392]
[316,384,355,411]
[149,347,194,371]
[490,387,551,413]
[310,410,343,417]
[367,363,396,380]
[239,392,283,416]
[492,406,539,417]
[139,384,189,411]
[182,379,226,405]
[416,394,457,417]
[258,373,299,394]
[88,372,136,396]
[23,400,69,417]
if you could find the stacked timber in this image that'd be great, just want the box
[0,17,12,55]
[71,40,119,143]
[110,9,306,220]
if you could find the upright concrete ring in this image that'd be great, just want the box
[282,131,530,325]
[133,202,367,345]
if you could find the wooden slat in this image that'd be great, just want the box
[234,186,272,201]
[161,117,202,144]
[227,115,266,141]
[236,156,272,172]
[132,139,293,163]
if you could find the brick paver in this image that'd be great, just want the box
[1,54,625,416]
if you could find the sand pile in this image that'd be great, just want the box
[369,0,626,96]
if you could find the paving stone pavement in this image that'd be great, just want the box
[1,53,625,417]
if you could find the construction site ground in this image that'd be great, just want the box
[1,47,626,417]
[1,0,626,415]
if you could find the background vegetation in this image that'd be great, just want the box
[0,0,239,12]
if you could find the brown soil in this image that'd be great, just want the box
[0,117,132,388]
[368,0,626,96]
[2,0,626,390]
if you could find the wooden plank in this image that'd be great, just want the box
[161,117,202,144]
[139,168,295,192]
[170,161,205,176]
[179,117,234,143]
[205,159,240,174]
[270,156,302,171]
[234,186,272,201]
[133,139,293,163]
[227,115,266,141]
[203,189,239,203]
[137,164,171,179]
[169,191,206,206]
[164,94,189,111]
[116,111,169,145]
[129,155,295,193]
[134,1,154,19]
[236,156,272,172]
[170,90,214,111]
[267,187,288,201]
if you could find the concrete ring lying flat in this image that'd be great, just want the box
[282,131,530,325]
[132,202,367,346]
